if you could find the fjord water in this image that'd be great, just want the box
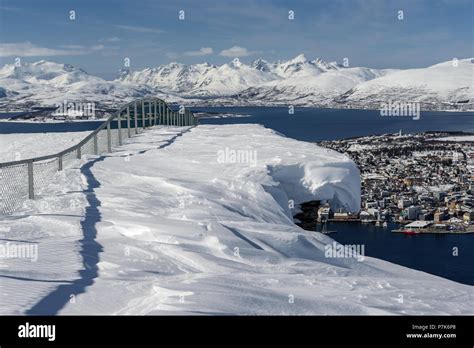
[197,106,474,141]
[327,222,474,285]
[0,120,104,133]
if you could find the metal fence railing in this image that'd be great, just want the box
[0,97,198,215]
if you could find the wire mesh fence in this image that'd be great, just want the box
[0,98,198,215]
[33,158,59,195]
[0,163,29,214]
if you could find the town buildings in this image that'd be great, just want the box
[318,131,474,232]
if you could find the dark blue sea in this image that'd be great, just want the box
[196,106,474,141]
[326,222,474,285]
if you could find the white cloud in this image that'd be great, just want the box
[219,46,253,57]
[106,37,120,42]
[184,47,213,56]
[59,44,106,52]
[0,42,86,57]
[59,44,85,49]
[99,37,121,43]
[91,44,105,51]
[115,25,163,34]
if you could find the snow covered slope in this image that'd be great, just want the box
[0,60,159,107]
[237,66,396,106]
[337,58,474,109]
[1,124,473,315]
[120,58,276,97]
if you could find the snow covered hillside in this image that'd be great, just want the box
[336,58,474,109]
[119,58,276,97]
[0,60,161,108]
[1,124,473,315]
[237,65,396,106]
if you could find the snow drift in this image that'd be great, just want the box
[1,124,473,315]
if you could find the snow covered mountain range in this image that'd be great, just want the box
[0,60,155,108]
[0,55,472,111]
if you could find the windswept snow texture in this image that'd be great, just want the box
[1,124,473,315]
[0,131,90,162]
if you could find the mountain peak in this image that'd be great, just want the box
[287,54,307,64]
[309,57,341,71]
[251,58,271,72]
[118,68,130,78]
[229,58,243,68]
[33,59,48,65]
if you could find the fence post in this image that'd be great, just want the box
[157,101,161,124]
[162,102,166,125]
[27,161,34,200]
[118,113,122,146]
[107,122,112,152]
[134,102,138,134]
[154,100,157,126]
[142,100,146,130]
[127,106,131,138]
[93,134,98,155]
[76,147,81,159]
[150,101,153,126]
[161,102,165,124]
[58,155,63,171]
[147,101,150,127]
[160,101,163,124]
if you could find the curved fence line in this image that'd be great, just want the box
[0,97,198,215]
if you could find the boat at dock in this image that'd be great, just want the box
[402,229,420,235]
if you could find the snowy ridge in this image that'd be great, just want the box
[336,58,474,109]
[0,56,472,110]
[1,124,473,315]
[236,66,397,106]
[0,60,160,107]
[120,58,276,97]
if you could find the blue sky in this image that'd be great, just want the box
[0,0,472,79]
